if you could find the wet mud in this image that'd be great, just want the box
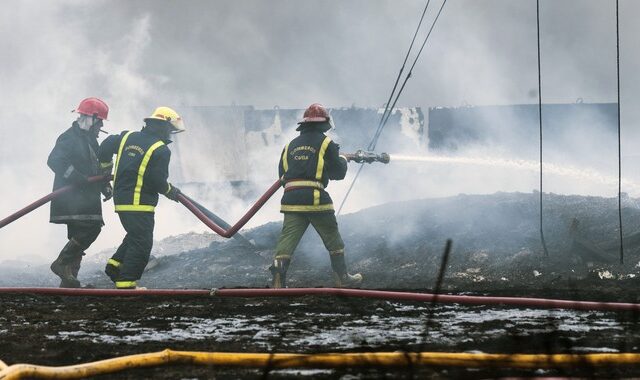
[3,291,640,379]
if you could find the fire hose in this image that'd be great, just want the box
[0,174,276,243]
[0,176,110,229]
[0,287,639,312]
[0,175,265,241]
[2,350,640,379]
[177,180,281,238]
[0,151,389,236]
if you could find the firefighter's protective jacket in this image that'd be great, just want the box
[99,129,172,213]
[278,128,347,213]
[47,122,103,224]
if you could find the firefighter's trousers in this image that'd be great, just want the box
[275,212,345,260]
[111,212,154,282]
[66,221,102,250]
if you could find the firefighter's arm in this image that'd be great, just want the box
[47,133,88,184]
[146,147,179,201]
[324,141,348,180]
[97,134,121,175]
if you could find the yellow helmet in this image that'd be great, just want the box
[144,106,185,133]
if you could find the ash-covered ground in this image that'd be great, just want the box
[5,192,640,378]
[4,191,640,293]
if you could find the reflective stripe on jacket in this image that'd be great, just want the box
[278,128,347,213]
[99,129,172,212]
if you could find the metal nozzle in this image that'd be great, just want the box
[344,150,390,164]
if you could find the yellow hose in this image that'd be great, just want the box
[2,350,640,379]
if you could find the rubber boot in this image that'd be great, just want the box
[50,240,82,288]
[269,258,290,289]
[60,254,85,288]
[104,258,121,283]
[330,252,362,288]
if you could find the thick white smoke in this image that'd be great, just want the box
[1,0,639,266]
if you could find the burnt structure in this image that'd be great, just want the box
[171,106,425,183]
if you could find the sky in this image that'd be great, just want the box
[0,0,638,261]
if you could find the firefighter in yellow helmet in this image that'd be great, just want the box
[98,106,185,289]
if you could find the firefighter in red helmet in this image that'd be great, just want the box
[47,97,112,287]
[270,103,363,288]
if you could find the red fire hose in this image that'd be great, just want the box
[0,287,639,312]
[0,175,111,229]
[1,175,281,239]
[178,180,282,238]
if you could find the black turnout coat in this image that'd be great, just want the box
[47,122,103,224]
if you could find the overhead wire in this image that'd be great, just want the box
[338,0,448,214]
[370,0,448,151]
[337,0,433,215]
[536,0,550,257]
[616,0,624,264]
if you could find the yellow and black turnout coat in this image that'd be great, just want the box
[279,128,347,213]
[99,129,172,213]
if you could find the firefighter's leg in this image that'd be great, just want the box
[309,213,362,287]
[115,212,155,289]
[65,221,102,286]
[271,213,309,288]
[105,223,130,283]
[51,227,84,288]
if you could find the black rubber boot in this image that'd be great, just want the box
[60,253,85,288]
[269,258,290,288]
[51,240,82,288]
[329,252,362,288]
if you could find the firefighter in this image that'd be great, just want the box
[99,106,184,289]
[48,97,112,288]
[271,103,362,288]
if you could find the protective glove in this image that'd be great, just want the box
[101,184,113,202]
[100,161,114,176]
[165,184,181,202]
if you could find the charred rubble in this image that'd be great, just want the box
[78,191,640,295]
[4,191,640,296]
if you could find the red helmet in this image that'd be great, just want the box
[75,97,109,120]
[299,103,330,124]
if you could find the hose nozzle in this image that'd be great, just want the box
[344,150,390,164]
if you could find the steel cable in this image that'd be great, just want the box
[616,0,624,264]
[536,0,550,257]
[338,0,448,214]
[338,0,433,215]
[370,0,448,151]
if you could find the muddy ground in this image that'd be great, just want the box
[4,192,640,378]
[3,291,640,379]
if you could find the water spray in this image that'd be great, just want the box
[389,154,640,194]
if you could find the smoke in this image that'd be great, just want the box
[1,0,640,266]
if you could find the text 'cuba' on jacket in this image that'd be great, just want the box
[47,122,103,224]
[98,129,172,212]
[278,129,347,213]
